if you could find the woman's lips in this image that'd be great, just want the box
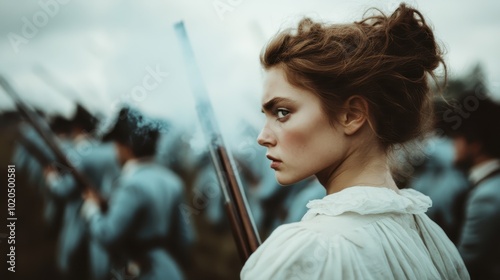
[270,161,281,169]
[267,155,282,169]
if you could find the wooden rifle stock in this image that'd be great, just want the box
[173,22,261,262]
[0,75,105,206]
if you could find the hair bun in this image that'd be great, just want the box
[261,3,445,147]
[380,4,442,76]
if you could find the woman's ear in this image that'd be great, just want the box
[339,95,369,136]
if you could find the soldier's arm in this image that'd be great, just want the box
[45,169,79,199]
[83,182,144,248]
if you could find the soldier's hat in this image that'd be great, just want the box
[50,115,72,135]
[102,106,161,157]
[70,104,98,132]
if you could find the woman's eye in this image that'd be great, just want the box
[276,109,290,119]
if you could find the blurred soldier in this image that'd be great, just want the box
[43,116,74,234]
[12,119,62,189]
[44,104,113,280]
[82,107,193,280]
[10,116,71,239]
[446,94,500,279]
[71,138,121,280]
[10,109,51,182]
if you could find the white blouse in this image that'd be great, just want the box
[241,186,469,280]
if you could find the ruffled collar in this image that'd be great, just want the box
[302,186,431,221]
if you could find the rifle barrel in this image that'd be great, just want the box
[0,75,101,199]
[173,22,261,262]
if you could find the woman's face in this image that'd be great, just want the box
[258,67,347,185]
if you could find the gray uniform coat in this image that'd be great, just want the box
[87,161,193,280]
[458,170,500,279]
[49,141,120,279]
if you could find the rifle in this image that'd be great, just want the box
[174,22,261,262]
[16,128,55,167]
[0,75,105,205]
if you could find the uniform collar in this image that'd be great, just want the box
[122,157,154,176]
[469,159,500,185]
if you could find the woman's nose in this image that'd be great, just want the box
[257,126,276,147]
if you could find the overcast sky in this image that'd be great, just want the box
[1,0,499,136]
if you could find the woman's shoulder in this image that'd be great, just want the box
[241,193,468,280]
[241,221,332,280]
[241,218,391,280]
[242,216,467,280]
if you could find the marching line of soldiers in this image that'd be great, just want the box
[6,102,327,280]
[11,105,195,279]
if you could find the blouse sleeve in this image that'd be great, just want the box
[241,223,323,280]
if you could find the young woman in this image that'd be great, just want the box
[241,3,469,280]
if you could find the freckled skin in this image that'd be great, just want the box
[258,67,347,185]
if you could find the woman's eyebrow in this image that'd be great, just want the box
[261,97,295,112]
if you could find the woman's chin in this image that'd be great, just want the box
[275,173,303,186]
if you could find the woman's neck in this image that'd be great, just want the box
[319,144,398,195]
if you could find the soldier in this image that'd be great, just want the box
[82,107,193,280]
[44,104,114,280]
[445,94,500,279]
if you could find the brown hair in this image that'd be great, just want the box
[261,3,446,148]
